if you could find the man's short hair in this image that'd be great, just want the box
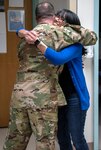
[35,2,55,19]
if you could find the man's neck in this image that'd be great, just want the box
[37,18,54,25]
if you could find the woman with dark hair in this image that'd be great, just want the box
[55,9,89,150]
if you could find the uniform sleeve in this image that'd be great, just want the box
[44,43,82,65]
[76,27,97,46]
[17,24,97,53]
[38,25,97,51]
[16,27,25,36]
[61,25,97,47]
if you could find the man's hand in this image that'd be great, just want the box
[18,29,39,44]
[24,30,39,44]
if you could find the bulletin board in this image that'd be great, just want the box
[8,9,25,32]
[9,0,24,7]
[8,0,25,32]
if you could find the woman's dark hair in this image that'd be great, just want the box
[56,9,87,56]
[56,9,81,25]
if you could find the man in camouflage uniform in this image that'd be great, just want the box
[3,2,97,150]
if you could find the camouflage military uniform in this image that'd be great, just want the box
[3,24,97,150]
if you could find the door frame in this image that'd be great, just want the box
[94,0,99,149]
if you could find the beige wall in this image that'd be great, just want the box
[69,0,77,13]
[78,0,94,143]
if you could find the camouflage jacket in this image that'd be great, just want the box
[15,23,97,108]
[33,23,97,50]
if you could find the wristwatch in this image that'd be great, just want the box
[34,39,41,47]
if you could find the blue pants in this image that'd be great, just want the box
[57,93,89,150]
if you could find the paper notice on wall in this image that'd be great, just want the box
[9,0,24,7]
[84,46,94,58]
[0,12,7,53]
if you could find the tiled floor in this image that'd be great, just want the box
[0,127,101,150]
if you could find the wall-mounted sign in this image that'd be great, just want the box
[8,9,25,32]
[9,0,24,7]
